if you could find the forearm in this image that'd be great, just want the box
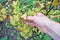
[46,20,60,40]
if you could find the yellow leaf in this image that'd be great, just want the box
[13,1,17,6]
[0,17,3,21]
[21,27,27,31]
[0,3,2,8]
[21,13,27,20]
[13,9,17,14]
[2,15,6,19]
[52,0,58,6]
[10,16,16,25]
[20,32,28,39]
[1,8,6,15]
[28,30,32,37]
[34,7,40,12]
[13,15,20,21]
[28,9,36,16]
[16,26,22,31]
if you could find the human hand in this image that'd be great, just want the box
[23,13,60,40]
[23,13,52,34]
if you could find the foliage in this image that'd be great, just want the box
[52,0,58,6]
[0,0,6,3]
[0,0,60,40]
[1,36,8,40]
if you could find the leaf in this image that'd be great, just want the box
[21,13,27,20]
[13,15,20,21]
[20,29,32,39]
[52,0,58,6]
[10,16,16,25]
[12,1,17,6]
[2,15,6,19]
[7,0,12,2]
[1,36,8,40]
[0,17,3,21]
[40,10,46,14]
[20,32,28,39]
[34,37,37,40]
[6,25,12,29]
[43,34,51,40]
[34,7,40,12]
[17,35,22,40]
[0,3,2,8]
[40,3,44,9]
[0,0,6,3]
[28,9,36,16]
[13,9,17,14]
[1,8,7,15]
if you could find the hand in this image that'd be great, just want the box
[23,13,60,40]
[23,13,52,34]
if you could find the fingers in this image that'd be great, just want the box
[24,20,36,26]
[26,13,44,21]
[26,16,34,20]
[26,22,36,26]
[36,12,44,17]
[21,16,36,26]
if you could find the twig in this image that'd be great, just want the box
[46,6,54,16]
[46,0,54,16]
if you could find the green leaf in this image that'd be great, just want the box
[10,16,16,25]
[0,0,6,3]
[1,36,8,40]
[0,17,3,21]
[43,34,51,40]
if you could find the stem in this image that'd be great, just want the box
[46,6,54,16]
[46,0,53,16]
